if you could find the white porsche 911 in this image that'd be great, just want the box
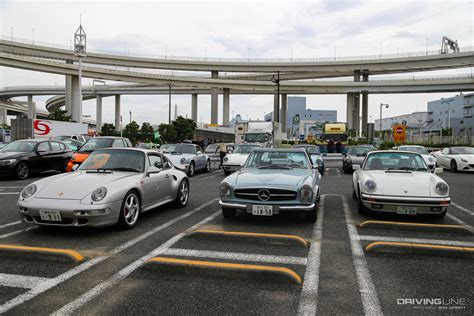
[431,146,474,172]
[353,150,450,218]
[222,144,262,175]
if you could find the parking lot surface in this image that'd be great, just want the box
[0,161,472,315]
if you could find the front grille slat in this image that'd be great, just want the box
[234,188,297,201]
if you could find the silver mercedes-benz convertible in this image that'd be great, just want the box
[17,148,189,229]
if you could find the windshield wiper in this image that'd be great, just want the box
[86,168,112,173]
[106,167,141,172]
[257,165,292,170]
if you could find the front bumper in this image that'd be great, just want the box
[222,164,241,173]
[219,200,316,213]
[361,193,450,215]
[18,197,122,227]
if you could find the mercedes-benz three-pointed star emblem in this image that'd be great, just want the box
[257,189,270,201]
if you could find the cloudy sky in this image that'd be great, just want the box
[1,0,473,125]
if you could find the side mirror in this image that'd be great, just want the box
[72,164,79,171]
[197,151,203,155]
[147,167,161,176]
[353,165,361,170]
[434,167,443,174]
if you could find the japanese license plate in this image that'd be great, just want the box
[396,206,417,215]
[252,205,273,216]
[39,210,62,222]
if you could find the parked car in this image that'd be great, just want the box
[222,144,262,175]
[352,150,450,218]
[0,139,72,179]
[219,148,321,222]
[292,144,325,174]
[160,143,210,177]
[60,138,84,152]
[431,146,474,172]
[55,135,90,144]
[136,142,160,150]
[342,146,373,173]
[18,148,189,228]
[66,137,132,172]
[398,145,436,170]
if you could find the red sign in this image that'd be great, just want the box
[393,124,406,143]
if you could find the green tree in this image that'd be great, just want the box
[140,122,154,142]
[48,109,73,122]
[123,121,140,144]
[172,116,197,141]
[100,123,117,136]
[158,123,177,143]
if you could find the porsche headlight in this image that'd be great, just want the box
[0,159,17,166]
[428,157,435,163]
[21,184,37,199]
[364,179,377,192]
[91,187,107,202]
[219,183,231,201]
[300,185,313,203]
[223,156,229,162]
[460,158,468,163]
[180,157,186,164]
[435,182,449,196]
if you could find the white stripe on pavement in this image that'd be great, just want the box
[451,202,473,216]
[0,221,21,229]
[0,192,21,195]
[52,210,222,315]
[0,198,219,314]
[297,194,325,316]
[164,248,307,265]
[358,235,474,248]
[341,194,382,315]
[446,213,474,233]
[0,273,51,289]
[0,227,34,239]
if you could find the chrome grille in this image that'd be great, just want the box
[234,188,297,201]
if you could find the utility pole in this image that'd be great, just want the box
[74,21,86,123]
[380,103,389,139]
[168,83,172,124]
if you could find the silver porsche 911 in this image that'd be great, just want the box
[17,148,189,229]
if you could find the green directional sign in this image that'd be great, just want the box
[154,131,160,139]
[293,115,300,125]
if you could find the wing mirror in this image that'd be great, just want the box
[353,165,361,170]
[197,151,203,155]
[147,167,161,176]
[434,167,443,174]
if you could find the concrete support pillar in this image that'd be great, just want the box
[223,88,230,126]
[115,95,121,132]
[65,60,73,117]
[273,93,280,123]
[0,107,7,125]
[71,75,82,123]
[27,95,36,120]
[346,93,354,130]
[353,70,361,137]
[96,95,103,133]
[361,71,369,137]
[281,94,287,135]
[210,71,218,124]
[191,93,198,123]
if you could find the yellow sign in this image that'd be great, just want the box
[393,124,406,143]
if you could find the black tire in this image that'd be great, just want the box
[174,179,189,207]
[118,191,140,229]
[187,161,195,177]
[352,189,357,199]
[204,159,211,173]
[16,162,30,180]
[450,160,457,173]
[305,204,318,223]
[224,170,231,176]
[222,207,236,219]
[358,188,368,214]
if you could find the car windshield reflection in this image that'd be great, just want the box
[79,149,145,173]
[364,152,428,171]
[245,151,310,169]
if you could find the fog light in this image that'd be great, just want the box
[431,207,441,212]
[372,204,383,209]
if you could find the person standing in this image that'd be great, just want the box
[218,141,226,170]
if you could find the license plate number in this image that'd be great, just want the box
[252,205,273,216]
[396,206,417,215]
[39,210,62,222]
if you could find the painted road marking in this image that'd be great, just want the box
[0,192,21,195]
[297,194,325,316]
[446,213,474,234]
[52,210,222,315]
[0,244,85,262]
[0,227,34,239]
[164,248,307,265]
[0,199,219,314]
[0,186,26,189]
[0,221,21,229]
[0,273,51,289]
[358,235,474,248]
[341,194,382,315]
[451,202,474,216]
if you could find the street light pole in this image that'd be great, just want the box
[380,103,389,139]
[168,83,172,124]
[129,111,132,124]
[74,23,86,124]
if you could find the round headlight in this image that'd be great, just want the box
[300,185,313,203]
[223,156,229,162]
[435,182,449,196]
[91,187,107,202]
[428,157,434,162]
[219,183,231,200]
[21,184,37,199]
[364,179,377,192]
[180,157,186,164]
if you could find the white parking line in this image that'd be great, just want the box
[0,221,21,229]
[341,194,382,315]
[358,235,474,248]
[451,202,474,216]
[52,209,222,315]
[0,273,51,289]
[0,199,219,314]
[446,213,474,233]
[0,227,34,239]
[297,194,325,316]
[164,248,307,265]
[0,192,20,195]
[0,186,25,189]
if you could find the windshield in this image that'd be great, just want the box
[244,133,270,143]
[245,151,310,169]
[0,141,37,153]
[347,147,372,156]
[233,145,261,154]
[363,152,428,171]
[205,144,219,153]
[293,145,321,155]
[161,144,195,154]
[78,138,113,153]
[79,149,145,172]
[399,146,429,155]
[450,147,474,154]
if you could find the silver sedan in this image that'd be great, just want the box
[17,148,189,229]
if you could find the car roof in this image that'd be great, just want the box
[15,139,45,142]
[93,147,159,154]
[252,148,306,152]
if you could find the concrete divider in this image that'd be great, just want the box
[145,257,302,284]
[0,244,85,263]
[359,220,472,234]
[365,241,474,258]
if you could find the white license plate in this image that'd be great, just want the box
[39,210,62,222]
[396,206,417,215]
[252,205,273,216]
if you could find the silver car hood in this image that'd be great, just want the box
[36,171,138,200]
[234,169,311,190]
[348,155,366,165]
[164,153,194,165]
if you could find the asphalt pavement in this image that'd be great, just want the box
[0,161,472,315]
